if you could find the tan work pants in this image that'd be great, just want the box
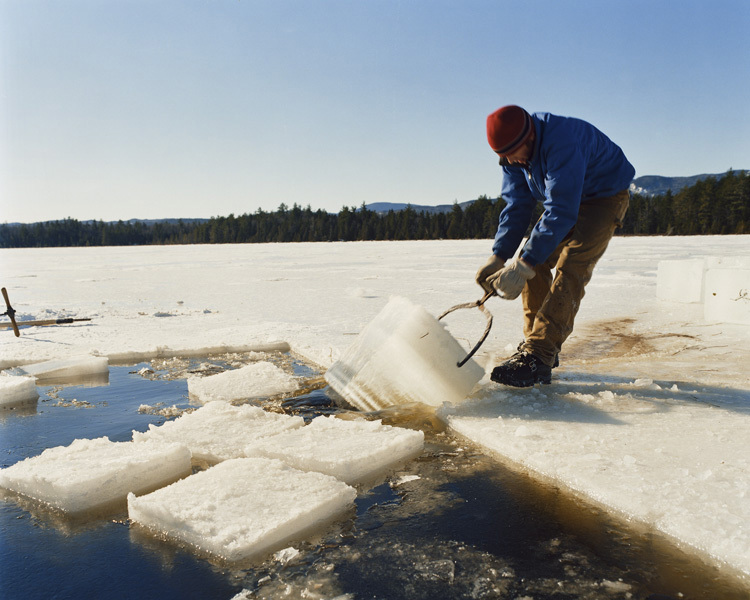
[521,189,630,366]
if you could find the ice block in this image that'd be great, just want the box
[187,361,299,403]
[127,457,357,562]
[0,437,191,515]
[0,375,38,407]
[12,354,109,384]
[244,415,424,484]
[325,296,485,411]
[133,401,305,464]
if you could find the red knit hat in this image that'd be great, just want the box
[486,105,533,155]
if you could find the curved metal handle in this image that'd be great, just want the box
[438,291,494,367]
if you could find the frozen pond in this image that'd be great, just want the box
[1,352,747,600]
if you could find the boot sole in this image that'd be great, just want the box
[490,371,551,387]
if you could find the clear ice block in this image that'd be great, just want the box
[325,296,485,411]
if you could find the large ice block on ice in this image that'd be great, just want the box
[0,438,191,515]
[128,457,357,562]
[656,259,705,303]
[133,401,305,464]
[0,375,38,407]
[187,361,299,403]
[704,268,750,325]
[245,415,424,484]
[325,296,485,411]
[13,354,109,383]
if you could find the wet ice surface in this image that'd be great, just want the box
[2,356,748,599]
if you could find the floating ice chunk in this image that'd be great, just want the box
[391,474,421,487]
[244,415,424,484]
[133,401,304,464]
[14,355,109,379]
[0,375,38,407]
[187,361,299,403]
[324,296,485,411]
[136,404,185,418]
[601,579,631,593]
[127,457,357,562]
[0,438,190,515]
[11,355,109,384]
[273,546,300,564]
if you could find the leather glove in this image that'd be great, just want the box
[487,258,535,300]
[475,254,505,294]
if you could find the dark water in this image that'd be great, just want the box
[1,354,747,600]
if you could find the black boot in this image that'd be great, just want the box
[517,341,559,368]
[491,351,552,387]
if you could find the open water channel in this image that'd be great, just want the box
[1,352,747,600]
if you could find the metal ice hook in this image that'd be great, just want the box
[438,291,494,368]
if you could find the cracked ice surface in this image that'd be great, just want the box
[1,236,749,580]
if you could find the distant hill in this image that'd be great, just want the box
[365,200,475,214]
[367,171,747,213]
[2,217,210,227]
[630,171,747,197]
[4,171,745,228]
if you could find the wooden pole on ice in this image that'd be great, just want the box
[1,287,92,336]
[2,288,20,337]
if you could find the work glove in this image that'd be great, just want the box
[475,254,505,295]
[487,258,535,300]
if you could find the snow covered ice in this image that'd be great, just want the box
[187,360,299,403]
[0,437,191,515]
[132,400,305,464]
[325,295,485,411]
[2,236,750,584]
[439,380,750,578]
[127,457,357,562]
[244,414,425,484]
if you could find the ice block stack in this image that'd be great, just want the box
[656,256,750,324]
[325,296,485,411]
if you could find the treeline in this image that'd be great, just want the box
[1,170,747,248]
[0,198,507,247]
[621,169,749,235]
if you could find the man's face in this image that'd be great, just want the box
[498,135,534,165]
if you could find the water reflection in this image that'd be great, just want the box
[0,356,747,600]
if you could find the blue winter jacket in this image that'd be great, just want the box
[492,112,635,266]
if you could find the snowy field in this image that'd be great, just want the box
[2,236,749,587]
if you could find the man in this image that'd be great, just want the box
[476,105,635,387]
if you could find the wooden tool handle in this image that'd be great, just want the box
[1,287,20,337]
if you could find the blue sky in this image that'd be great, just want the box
[1,0,748,223]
